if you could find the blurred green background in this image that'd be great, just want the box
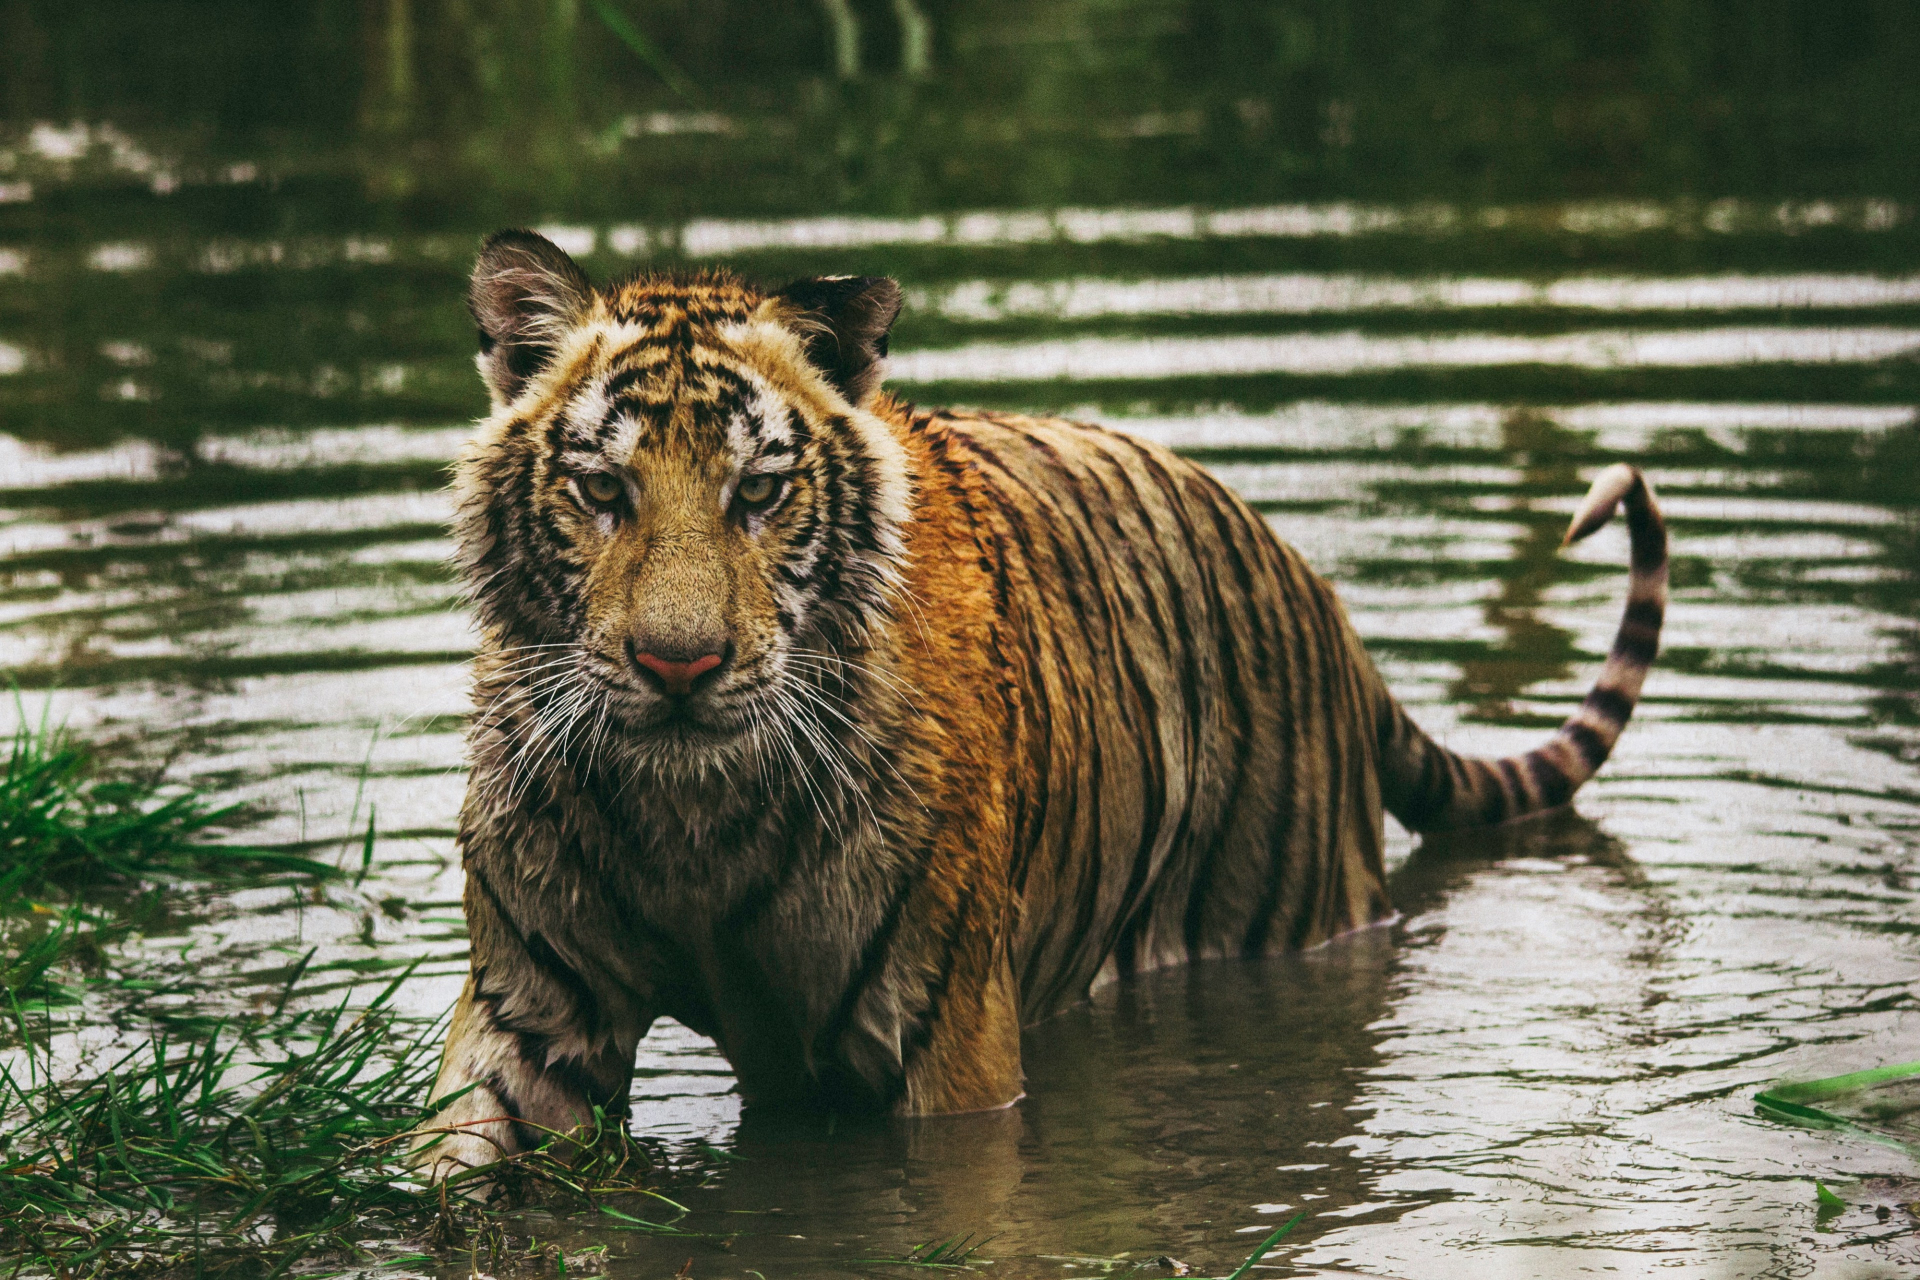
[7,0,1920,214]
[4,0,1920,448]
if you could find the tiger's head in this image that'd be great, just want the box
[453,230,912,782]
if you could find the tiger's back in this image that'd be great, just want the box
[913,409,1393,1020]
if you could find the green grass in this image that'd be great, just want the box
[0,974,435,1276]
[0,702,338,1008]
[1227,1212,1305,1280]
[880,1232,995,1270]
[0,904,100,1006]
[0,969,668,1277]
[0,703,332,899]
[0,709,674,1276]
[1755,1060,1920,1157]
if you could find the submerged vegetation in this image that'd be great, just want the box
[1227,1213,1304,1281]
[1755,1061,1920,1157]
[868,1231,997,1271]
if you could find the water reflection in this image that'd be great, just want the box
[1445,410,1585,722]
[598,816,1678,1278]
[592,925,1408,1278]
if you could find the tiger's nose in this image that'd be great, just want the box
[626,638,730,696]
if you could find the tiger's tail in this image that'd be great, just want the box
[1376,463,1668,833]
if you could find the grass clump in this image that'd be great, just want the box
[0,709,670,1275]
[0,704,336,1007]
[0,971,667,1276]
[861,1232,996,1272]
[0,705,330,902]
[903,1233,994,1269]
[0,976,436,1276]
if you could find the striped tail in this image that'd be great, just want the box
[1377,463,1668,832]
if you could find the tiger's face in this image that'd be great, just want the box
[453,231,910,777]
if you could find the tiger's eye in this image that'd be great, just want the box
[582,473,622,506]
[737,473,780,506]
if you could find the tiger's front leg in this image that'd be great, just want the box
[412,863,649,1189]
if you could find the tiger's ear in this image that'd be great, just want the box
[469,230,594,406]
[767,275,902,408]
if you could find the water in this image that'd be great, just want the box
[3,2,1919,1274]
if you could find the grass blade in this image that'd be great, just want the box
[1228,1212,1306,1280]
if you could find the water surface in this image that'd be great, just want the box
[2,3,1918,1275]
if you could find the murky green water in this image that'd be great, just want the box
[3,2,1919,1275]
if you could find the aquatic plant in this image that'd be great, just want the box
[0,970,671,1276]
[0,703,337,1008]
[1227,1212,1305,1280]
[0,703,332,901]
[0,714,674,1275]
[884,1231,996,1270]
[0,904,97,1006]
[1755,1060,1920,1156]
[0,974,434,1275]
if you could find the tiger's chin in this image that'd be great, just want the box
[591,694,771,787]
[607,702,747,748]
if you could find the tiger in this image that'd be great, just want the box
[413,229,1667,1184]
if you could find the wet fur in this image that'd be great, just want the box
[415,238,1667,1184]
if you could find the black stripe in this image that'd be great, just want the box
[1085,452,1199,964]
[1611,627,1659,666]
[925,434,1051,894]
[1526,751,1575,808]
[1163,465,1262,954]
[468,863,526,950]
[522,929,605,1039]
[509,1028,628,1109]
[1623,597,1664,631]
[961,441,1084,999]
[1475,762,1507,826]
[602,365,655,405]
[469,864,603,1033]
[1628,510,1667,572]
[897,877,992,1083]
[820,834,940,1065]
[1032,570,1108,1004]
[1020,432,1170,983]
[1244,557,1320,956]
[1286,582,1351,951]
[481,1070,525,1134]
[1563,722,1611,771]
[1495,756,1526,815]
[1405,721,1452,829]
[1583,685,1634,724]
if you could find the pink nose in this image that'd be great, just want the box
[631,648,724,696]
